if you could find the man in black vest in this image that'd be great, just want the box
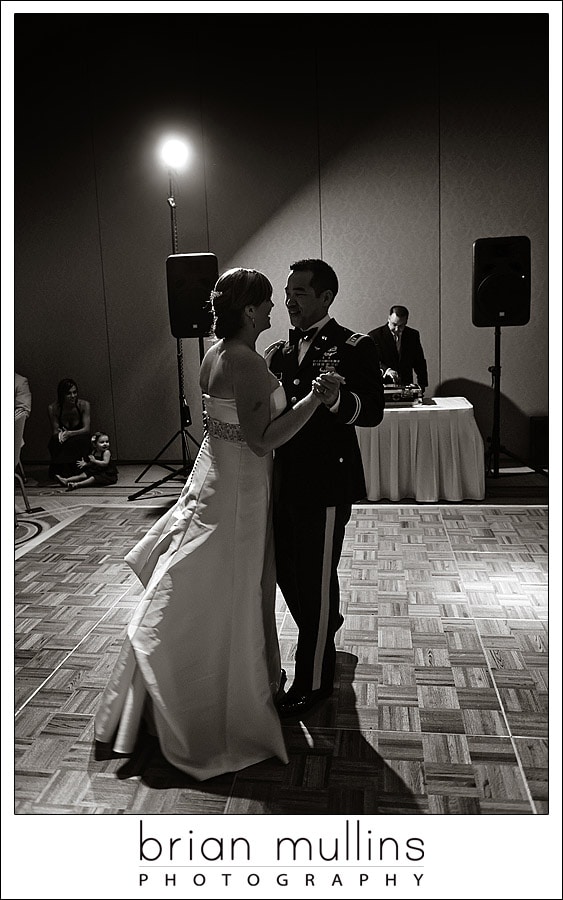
[266,259,384,717]
[369,305,428,393]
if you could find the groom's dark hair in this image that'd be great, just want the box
[290,258,339,300]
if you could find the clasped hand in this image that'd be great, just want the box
[313,371,346,406]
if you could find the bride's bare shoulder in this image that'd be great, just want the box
[223,342,267,369]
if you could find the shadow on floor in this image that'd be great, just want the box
[91,652,424,815]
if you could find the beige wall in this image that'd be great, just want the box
[14,13,548,464]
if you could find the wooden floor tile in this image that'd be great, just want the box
[513,737,548,804]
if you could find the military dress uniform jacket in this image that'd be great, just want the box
[266,319,384,507]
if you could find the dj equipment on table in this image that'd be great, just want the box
[383,384,424,407]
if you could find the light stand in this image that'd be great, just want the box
[486,325,548,478]
[128,165,203,502]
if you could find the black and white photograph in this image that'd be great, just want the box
[4,1,561,898]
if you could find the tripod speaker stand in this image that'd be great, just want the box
[128,168,218,501]
[472,235,547,479]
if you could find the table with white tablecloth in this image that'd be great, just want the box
[356,397,485,502]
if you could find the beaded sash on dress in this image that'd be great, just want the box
[205,415,244,444]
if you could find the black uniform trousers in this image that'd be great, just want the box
[273,496,352,694]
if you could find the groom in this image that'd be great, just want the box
[265,259,384,717]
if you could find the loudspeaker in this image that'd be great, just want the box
[472,235,531,327]
[166,252,219,338]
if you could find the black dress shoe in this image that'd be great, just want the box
[277,686,333,718]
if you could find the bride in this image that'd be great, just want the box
[94,267,328,780]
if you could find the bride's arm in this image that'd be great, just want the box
[231,348,321,457]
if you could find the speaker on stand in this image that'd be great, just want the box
[472,235,546,479]
[128,251,218,502]
[166,253,218,343]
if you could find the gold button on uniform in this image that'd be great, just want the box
[293,378,300,385]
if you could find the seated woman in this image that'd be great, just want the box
[47,378,91,479]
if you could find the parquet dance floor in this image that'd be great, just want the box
[14,477,548,815]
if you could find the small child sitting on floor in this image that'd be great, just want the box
[56,431,118,491]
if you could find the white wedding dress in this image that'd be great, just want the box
[94,385,289,780]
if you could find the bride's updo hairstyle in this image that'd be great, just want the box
[211,267,273,339]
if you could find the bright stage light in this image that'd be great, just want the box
[160,137,191,170]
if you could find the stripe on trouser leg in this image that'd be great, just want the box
[312,506,336,691]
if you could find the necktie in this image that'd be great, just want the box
[289,328,316,346]
[394,332,401,356]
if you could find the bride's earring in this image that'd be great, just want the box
[250,317,256,329]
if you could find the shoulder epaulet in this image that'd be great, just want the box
[345,332,369,346]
